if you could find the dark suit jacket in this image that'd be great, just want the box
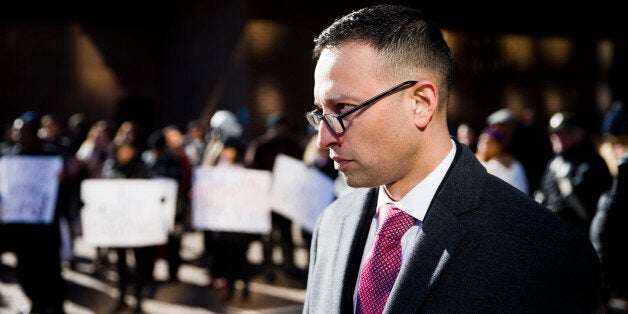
[303,141,603,313]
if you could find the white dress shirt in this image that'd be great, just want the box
[353,139,457,308]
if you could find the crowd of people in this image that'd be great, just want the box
[0,109,321,313]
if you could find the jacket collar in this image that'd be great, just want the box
[386,140,487,312]
[338,140,487,312]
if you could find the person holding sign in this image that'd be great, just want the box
[0,111,67,314]
[303,5,603,313]
[207,136,257,300]
[143,128,189,287]
[101,138,153,313]
[244,112,305,282]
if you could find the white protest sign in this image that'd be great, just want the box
[192,165,272,234]
[0,155,63,224]
[270,154,335,233]
[80,178,178,247]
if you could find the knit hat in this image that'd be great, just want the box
[481,125,508,147]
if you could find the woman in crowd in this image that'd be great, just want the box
[475,125,529,194]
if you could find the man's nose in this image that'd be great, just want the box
[317,122,340,149]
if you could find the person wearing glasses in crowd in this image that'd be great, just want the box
[302,5,603,313]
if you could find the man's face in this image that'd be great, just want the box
[313,43,419,189]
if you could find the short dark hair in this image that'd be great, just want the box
[147,129,166,150]
[15,111,41,134]
[313,5,454,96]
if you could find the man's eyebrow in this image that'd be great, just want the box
[317,94,345,107]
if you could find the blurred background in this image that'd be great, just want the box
[1,0,626,144]
[2,1,627,313]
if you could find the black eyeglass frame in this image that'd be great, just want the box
[305,80,418,135]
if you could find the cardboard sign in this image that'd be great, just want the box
[271,154,335,233]
[80,178,178,247]
[192,165,272,234]
[0,155,63,224]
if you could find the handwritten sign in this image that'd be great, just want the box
[80,178,178,247]
[192,166,272,234]
[0,155,63,224]
[271,154,335,233]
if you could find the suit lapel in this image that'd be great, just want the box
[337,189,378,313]
[385,203,465,313]
[385,141,486,313]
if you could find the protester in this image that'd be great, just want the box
[244,112,304,281]
[1,111,68,314]
[534,111,612,235]
[182,119,206,167]
[302,5,603,313]
[486,107,552,193]
[206,136,256,300]
[475,125,529,194]
[100,139,153,313]
[163,124,194,281]
[200,110,243,168]
[455,121,478,153]
[65,113,90,154]
[75,120,115,180]
[143,129,186,285]
[74,119,116,271]
[197,110,244,274]
[590,100,628,311]
[38,114,83,267]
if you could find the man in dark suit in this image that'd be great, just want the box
[303,5,603,313]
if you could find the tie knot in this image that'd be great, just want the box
[377,203,415,241]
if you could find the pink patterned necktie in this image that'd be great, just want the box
[356,203,415,314]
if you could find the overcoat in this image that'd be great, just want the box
[303,140,602,313]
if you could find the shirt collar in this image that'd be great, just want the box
[377,139,457,221]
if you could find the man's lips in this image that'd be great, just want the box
[331,156,350,170]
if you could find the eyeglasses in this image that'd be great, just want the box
[305,80,417,134]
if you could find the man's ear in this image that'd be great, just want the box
[411,80,438,129]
